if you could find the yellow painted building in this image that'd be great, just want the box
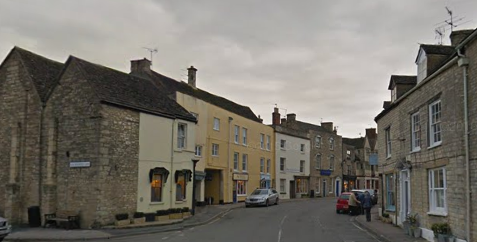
[131,62,274,204]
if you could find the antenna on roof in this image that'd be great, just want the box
[434,7,468,45]
[143,47,158,66]
[435,27,445,45]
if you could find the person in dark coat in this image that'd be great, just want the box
[363,191,373,221]
[357,192,365,215]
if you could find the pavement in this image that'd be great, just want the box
[353,207,428,242]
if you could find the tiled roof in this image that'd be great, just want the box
[13,47,64,102]
[343,137,365,149]
[71,57,196,122]
[132,71,261,123]
[294,120,333,134]
[388,75,417,90]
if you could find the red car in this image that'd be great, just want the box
[336,192,351,214]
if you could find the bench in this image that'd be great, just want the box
[44,210,80,229]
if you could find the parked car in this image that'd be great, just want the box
[352,189,377,205]
[0,216,12,242]
[336,192,351,214]
[245,188,279,207]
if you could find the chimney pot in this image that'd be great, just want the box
[188,66,197,88]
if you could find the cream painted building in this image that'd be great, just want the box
[131,61,275,205]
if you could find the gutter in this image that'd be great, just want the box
[456,47,471,242]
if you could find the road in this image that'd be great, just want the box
[98,198,380,242]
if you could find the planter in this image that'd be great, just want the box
[132,217,146,224]
[182,212,192,218]
[403,221,410,235]
[169,213,183,220]
[155,215,170,221]
[115,219,130,226]
[413,227,421,238]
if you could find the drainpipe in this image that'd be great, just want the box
[226,117,233,204]
[170,120,175,208]
[457,48,471,242]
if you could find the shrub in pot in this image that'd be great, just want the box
[156,210,170,221]
[168,208,183,219]
[145,212,156,222]
[182,207,192,218]
[115,213,130,226]
[132,212,146,224]
[431,223,451,242]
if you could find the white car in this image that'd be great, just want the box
[245,189,279,207]
[0,217,12,242]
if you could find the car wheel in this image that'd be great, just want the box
[275,198,279,205]
[336,210,340,214]
[245,204,250,208]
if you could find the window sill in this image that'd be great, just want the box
[280,148,286,150]
[428,143,442,150]
[410,148,421,154]
[386,156,391,160]
[175,200,186,204]
[243,144,248,147]
[234,142,239,145]
[212,155,219,157]
[213,129,219,131]
[150,202,165,205]
[385,208,396,212]
[194,155,202,158]
[427,211,447,217]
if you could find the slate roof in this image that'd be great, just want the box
[132,70,261,123]
[12,47,64,102]
[294,120,333,134]
[71,57,196,122]
[387,75,417,90]
[420,45,455,56]
[343,137,365,149]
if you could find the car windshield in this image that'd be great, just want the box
[252,189,268,195]
[340,194,350,200]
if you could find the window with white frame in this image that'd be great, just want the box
[411,112,421,151]
[329,155,334,170]
[429,100,442,147]
[315,135,321,148]
[300,144,305,152]
[236,181,247,195]
[260,158,265,173]
[280,157,286,171]
[316,181,320,194]
[280,179,286,193]
[260,133,265,149]
[212,143,219,156]
[242,128,247,145]
[233,152,239,170]
[300,160,305,172]
[195,145,202,157]
[242,154,248,171]
[386,174,395,211]
[266,135,271,150]
[234,125,239,143]
[280,139,286,149]
[267,159,271,173]
[315,154,321,169]
[429,167,447,214]
[385,127,391,158]
[213,117,220,131]
[177,123,187,149]
[329,137,334,150]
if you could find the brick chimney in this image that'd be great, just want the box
[287,113,296,122]
[188,66,197,88]
[281,118,287,126]
[272,108,280,125]
[321,122,333,132]
[450,29,474,46]
[130,58,151,74]
[365,128,377,137]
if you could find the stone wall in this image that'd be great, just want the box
[0,52,43,224]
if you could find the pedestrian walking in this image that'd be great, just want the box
[358,192,365,215]
[363,191,373,222]
[348,192,360,216]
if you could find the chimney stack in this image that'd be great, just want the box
[281,118,287,126]
[188,66,197,88]
[130,58,151,74]
[287,113,296,122]
[272,108,281,125]
[321,122,333,132]
[366,128,377,137]
[450,29,473,46]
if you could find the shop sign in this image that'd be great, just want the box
[233,173,249,181]
[70,161,90,168]
[320,169,332,176]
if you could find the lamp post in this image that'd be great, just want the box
[191,158,200,215]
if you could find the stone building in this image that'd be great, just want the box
[270,108,310,199]
[0,47,198,228]
[375,29,477,242]
[130,59,274,205]
[274,111,342,197]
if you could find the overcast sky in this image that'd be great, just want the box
[1,0,476,137]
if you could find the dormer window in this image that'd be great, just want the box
[391,87,397,102]
[417,53,427,83]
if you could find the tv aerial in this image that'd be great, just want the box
[143,47,158,66]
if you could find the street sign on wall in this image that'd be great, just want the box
[69,161,91,168]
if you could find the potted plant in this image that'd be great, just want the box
[182,207,191,218]
[407,213,419,237]
[145,212,156,222]
[132,212,146,224]
[115,213,130,226]
[402,220,410,235]
[168,208,183,220]
[381,213,391,223]
[431,223,451,242]
[155,210,170,221]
